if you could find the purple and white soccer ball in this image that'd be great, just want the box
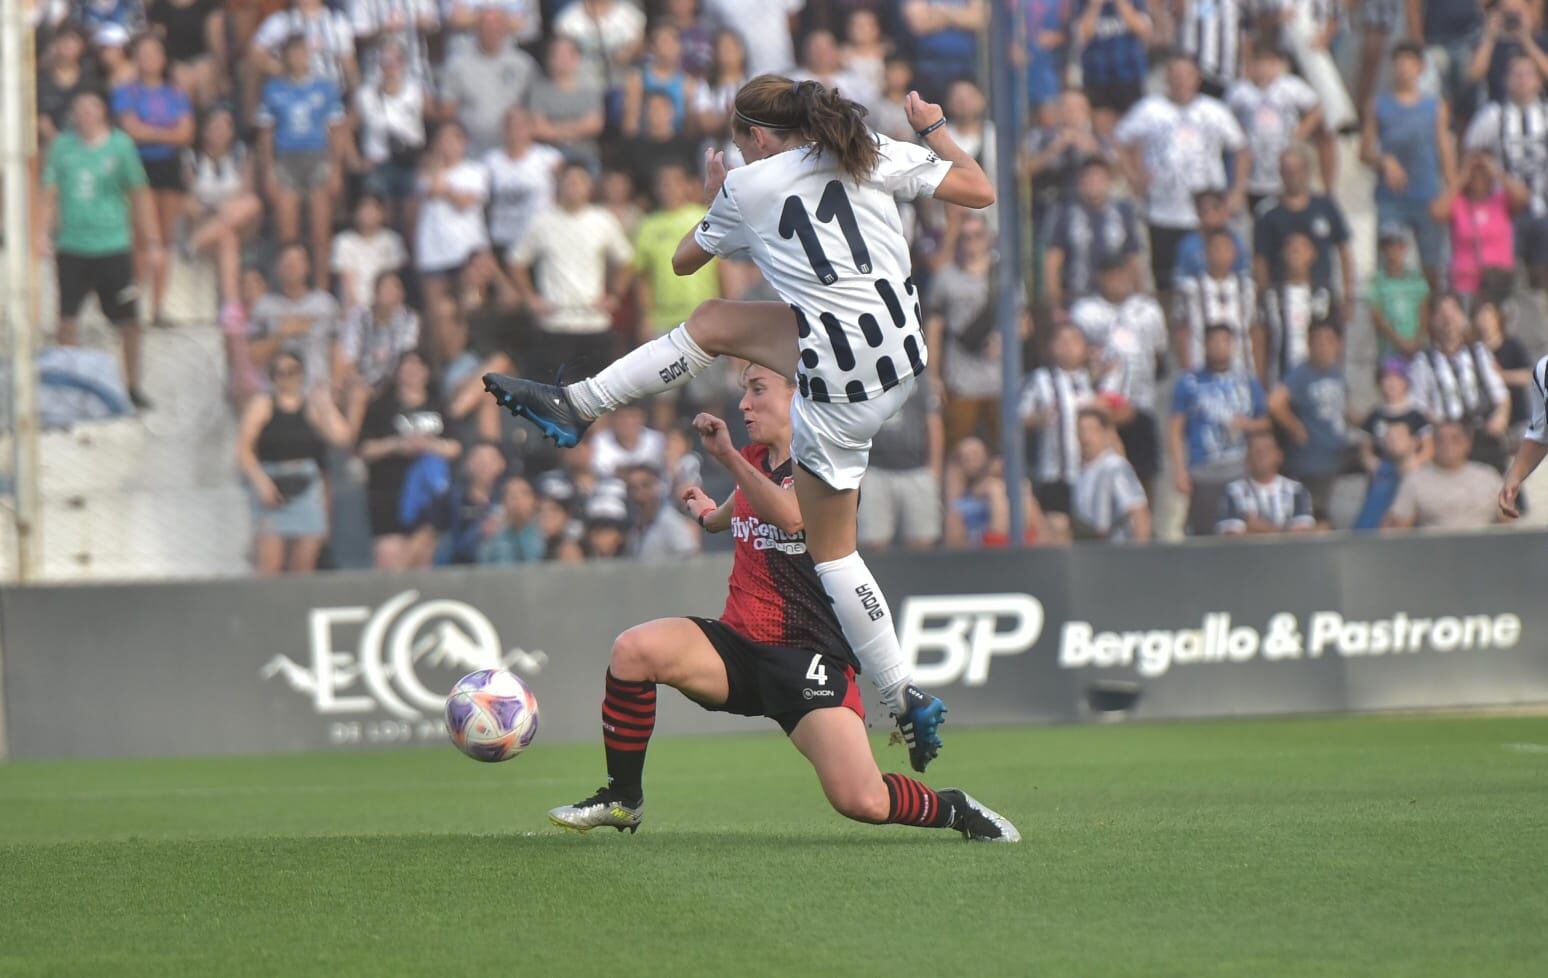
[445,669,540,762]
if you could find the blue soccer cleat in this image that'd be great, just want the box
[893,684,947,773]
[483,372,592,448]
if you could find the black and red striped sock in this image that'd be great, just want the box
[602,670,656,801]
[882,773,955,829]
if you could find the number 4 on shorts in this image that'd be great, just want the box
[805,654,829,687]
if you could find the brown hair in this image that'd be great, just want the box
[732,74,880,183]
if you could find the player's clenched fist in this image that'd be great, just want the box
[680,485,716,519]
[692,412,735,460]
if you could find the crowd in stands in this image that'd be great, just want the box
[24,0,1543,575]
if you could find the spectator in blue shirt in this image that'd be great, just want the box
[902,0,987,100]
[257,34,346,290]
[1169,324,1270,535]
[1073,0,1152,133]
[111,34,192,328]
[1361,41,1457,290]
[1024,0,1071,118]
[1353,417,1425,530]
[1268,320,1350,521]
[1172,189,1249,284]
[480,476,548,565]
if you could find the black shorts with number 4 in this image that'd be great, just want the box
[689,617,864,735]
[56,251,138,323]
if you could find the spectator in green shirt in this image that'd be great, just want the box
[632,162,720,340]
[36,90,163,408]
[1368,222,1431,358]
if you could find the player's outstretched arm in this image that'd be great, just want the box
[692,413,804,534]
[906,92,995,209]
[1499,439,1548,520]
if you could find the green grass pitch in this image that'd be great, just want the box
[2,713,1545,977]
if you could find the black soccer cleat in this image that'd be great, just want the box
[893,684,947,773]
[548,785,644,834]
[482,372,592,448]
[938,789,1021,843]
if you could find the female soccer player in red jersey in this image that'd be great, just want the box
[547,364,1018,842]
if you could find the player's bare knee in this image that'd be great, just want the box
[830,783,890,824]
[686,299,734,354]
[609,628,655,682]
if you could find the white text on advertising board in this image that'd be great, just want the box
[898,594,1523,684]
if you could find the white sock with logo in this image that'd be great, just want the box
[813,551,912,712]
[567,324,715,421]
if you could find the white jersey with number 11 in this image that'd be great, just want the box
[694,133,953,405]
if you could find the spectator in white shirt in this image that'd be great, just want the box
[484,106,563,256]
[553,0,646,92]
[331,193,408,311]
[508,163,635,381]
[1116,54,1250,305]
[1071,256,1169,489]
[414,120,490,315]
[1071,407,1151,542]
[592,405,668,477]
[355,39,426,218]
[1225,44,1324,210]
[703,0,802,77]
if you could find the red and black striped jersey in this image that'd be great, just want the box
[719,444,857,669]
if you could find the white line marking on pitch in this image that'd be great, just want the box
[1502,742,1548,754]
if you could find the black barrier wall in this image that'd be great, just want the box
[3,532,1547,759]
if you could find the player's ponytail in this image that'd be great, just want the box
[733,74,880,184]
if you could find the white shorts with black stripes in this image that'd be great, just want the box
[789,376,916,492]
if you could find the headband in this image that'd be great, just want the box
[734,110,792,130]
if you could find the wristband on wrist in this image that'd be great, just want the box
[916,118,947,139]
[696,511,709,528]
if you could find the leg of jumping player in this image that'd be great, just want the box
[549,618,730,833]
[788,706,1019,841]
[563,300,800,421]
[794,464,944,771]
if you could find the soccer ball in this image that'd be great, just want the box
[445,669,540,762]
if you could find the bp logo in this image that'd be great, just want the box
[262,590,547,719]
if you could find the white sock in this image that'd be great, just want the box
[567,325,715,420]
[813,551,912,712]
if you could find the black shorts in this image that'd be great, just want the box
[1117,411,1160,481]
[56,251,137,323]
[1086,80,1145,115]
[1147,224,1190,291]
[141,155,185,192]
[689,617,863,736]
[1034,480,1071,515]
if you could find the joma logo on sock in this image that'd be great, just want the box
[855,585,886,622]
[658,357,690,384]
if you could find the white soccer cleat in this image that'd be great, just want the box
[548,786,645,834]
[940,789,1021,843]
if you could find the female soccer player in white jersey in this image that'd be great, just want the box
[1499,355,1548,519]
[485,75,994,772]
